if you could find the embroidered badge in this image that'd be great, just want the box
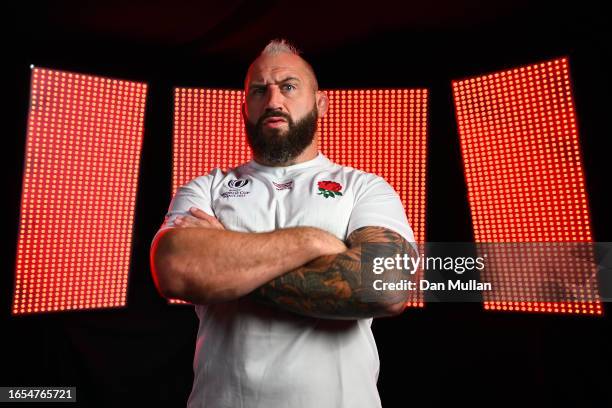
[228,179,249,188]
[317,180,343,198]
[273,180,293,191]
[221,178,251,198]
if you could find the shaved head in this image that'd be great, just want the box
[245,39,318,92]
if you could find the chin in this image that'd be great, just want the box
[263,128,288,138]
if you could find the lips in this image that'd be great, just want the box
[263,117,287,124]
[262,117,288,127]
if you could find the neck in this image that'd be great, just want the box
[253,142,319,167]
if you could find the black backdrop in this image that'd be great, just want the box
[3,1,611,407]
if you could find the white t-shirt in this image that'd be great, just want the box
[154,152,415,408]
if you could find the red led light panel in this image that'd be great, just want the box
[173,88,250,195]
[319,89,428,308]
[453,58,601,315]
[13,68,147,315]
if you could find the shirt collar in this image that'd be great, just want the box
[246,152,332,176]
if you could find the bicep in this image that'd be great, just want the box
[346,226,414,257]
[346,174,416,253]
[150,176,214,294]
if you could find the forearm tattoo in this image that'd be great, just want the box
[250,226,417,319]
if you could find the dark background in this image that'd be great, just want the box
[3,1,611,407]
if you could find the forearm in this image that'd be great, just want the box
[151,226,338,304]
[250,226,416,320]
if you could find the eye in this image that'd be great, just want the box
[252,87,265,95]
[282,84,296,91]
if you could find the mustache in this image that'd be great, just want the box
[257,111,292,124]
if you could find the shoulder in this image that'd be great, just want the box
[180,162,249,191]
[329,162,394,194]
[325,160,384,183]
[328,159,385,179]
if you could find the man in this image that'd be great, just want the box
[150,39,416,408]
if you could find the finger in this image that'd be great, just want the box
[210,218,226,230]
[174,215,196,227]
[174,220,188,228]
[181,215,208,227]
[185,214,220,229]
[189,207,225,230]
[189,208,224,230]
[174,216,196,228]
[190,207,215,220]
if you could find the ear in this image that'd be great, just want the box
[316,91,328,118]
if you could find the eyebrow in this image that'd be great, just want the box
[248,77,301,89]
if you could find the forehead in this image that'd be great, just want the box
[246,53,311,85]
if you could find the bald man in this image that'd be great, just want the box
[151,39,416,408]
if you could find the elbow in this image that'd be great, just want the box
[152,258,184,300]
[150,229,186,299]
[373,292,407,317]
[361,293,407,318]
[383,300,407,317]
[149,228,231,304]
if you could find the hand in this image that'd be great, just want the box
[316,231,348,256]
[173,207,226,230]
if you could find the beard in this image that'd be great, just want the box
[245,105,318,166]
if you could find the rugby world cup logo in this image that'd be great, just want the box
[228,179,249,188]
[221,178,250,198]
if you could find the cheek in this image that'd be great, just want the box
[245,103,261,123]
[295,107,316,122]
[288,98,313,119]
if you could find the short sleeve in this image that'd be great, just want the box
[151,174,215,244]
[347,174,416,246]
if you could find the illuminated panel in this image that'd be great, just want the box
[453,58,601,315]
[319,89,428,309]
[13,68,147,315]
[173,88,250,195]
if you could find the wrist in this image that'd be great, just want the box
[300,227,346,257]
[297,226,327,258]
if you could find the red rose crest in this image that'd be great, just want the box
[317,180,343,198]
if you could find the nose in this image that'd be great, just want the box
[264,86,285,112]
